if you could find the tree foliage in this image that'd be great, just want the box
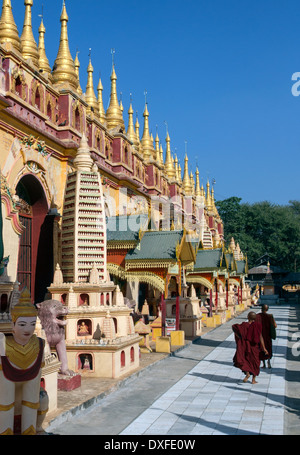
[215,197,300,272]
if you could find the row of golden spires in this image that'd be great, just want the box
[0,0,219,212]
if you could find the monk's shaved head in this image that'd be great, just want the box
[262,304,269,312]
[247,311,256,322]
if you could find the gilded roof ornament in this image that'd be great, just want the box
[195,168,201,197]
[97,77,106,125]
[164,129,176,180]
[38,16,51,77]
[74,51,83,95]
[127,99,138,146]
[178,163,182,183]
[135,113,140,140]
[20,0,39,67]
[182,155,192,194]
[190,172,195,196]
[205,180,212,209]
[52,0,78,91]
[140,99,154,160]
[85,54,100,116]
[106,50,125,130]
[174,155,180,182]
[0,0,21,51]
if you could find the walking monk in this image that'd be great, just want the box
[232,312,268,384]
[256,304,277,369]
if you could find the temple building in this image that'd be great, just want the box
[0,0,249,358]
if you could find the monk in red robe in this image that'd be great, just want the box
[232,311,268,384]
[256,304,277,369]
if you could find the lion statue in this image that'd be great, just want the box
[37,299,74,376]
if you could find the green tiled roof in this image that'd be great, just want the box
[193,248,224,270]
[126,230,183,261]
[236,260,246,274]
[106,214,148,242]
[225,253,235,271]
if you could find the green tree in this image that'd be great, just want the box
[215,198,300,272]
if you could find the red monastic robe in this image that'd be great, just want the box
[232,321,262,377]
[256,312,273,360]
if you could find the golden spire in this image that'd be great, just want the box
[97,77,106,125]
[0,0,21,52]
[141,101,154,160]
[182,155,192,194]
[74,51,83,95]
[155,129,160,153]
[127,100,137,144]
[160,144,164,168]
[206,179,212,209]
[164,131,176,180]
[211,185,218,215]
[190,171,195,196]
[195,168,201,197]
[155,129,163,166]
[85,55,99,116]
[178,163,182,184]
[20,0,39,67]
[135,112,141,150]
[106,53,125,130]
[119,93,124,113]
[174,155,180,182]
[38,16,51,77]
[52,0,78,91]
[201,182,205,197]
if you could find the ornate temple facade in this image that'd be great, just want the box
[0,0,249,345]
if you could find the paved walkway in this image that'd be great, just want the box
[46,303,299,436]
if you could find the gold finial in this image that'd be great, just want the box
[52,0,78,91]
[0,0,21,51]
[211,184,218,215]
[85,51,99,116]
[38,11,51,77]
[174,155,180,182]
[135,111,141,150]
[178,163,182,184]
[190,171,195,196]
[127,97,137,145]
[182,154,192,194]
[195,168,201,197]
[164,123,176,180]
[119,92,124,113]
[155,127,163,165]
[160,144,164,168]
[141,95,154,160]
[206,179,212,209]
[106,49,125,130]
[97,75,106,124]
[155,126,160,151]
[74,50,83,94]
[20,0,39,67]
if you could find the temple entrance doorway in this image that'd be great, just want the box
[16,174,54,304]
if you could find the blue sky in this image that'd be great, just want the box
[10,0,300,205]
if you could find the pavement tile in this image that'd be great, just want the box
[46,304,296,436]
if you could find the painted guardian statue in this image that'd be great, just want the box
[0,291,46,435]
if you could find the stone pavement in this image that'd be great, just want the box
[45,303,300,436]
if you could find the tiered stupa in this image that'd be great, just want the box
[48,135,141,378]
